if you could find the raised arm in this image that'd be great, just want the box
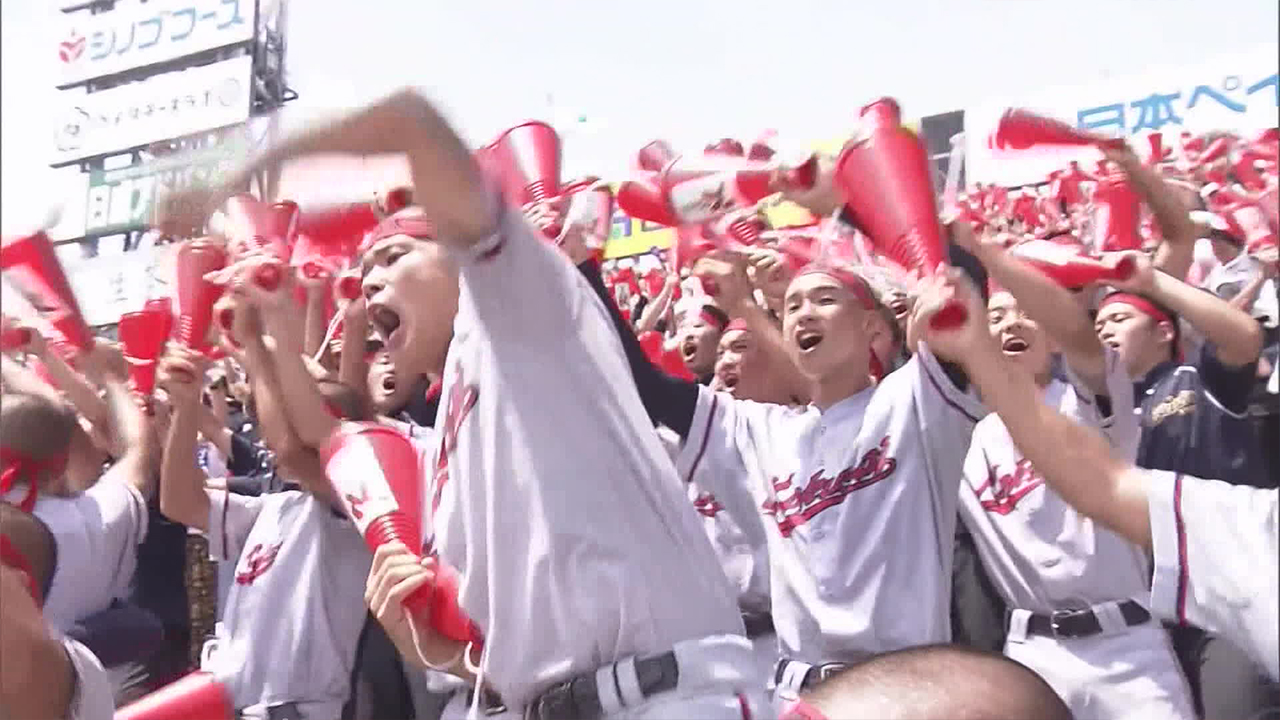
[239,274,341,451]
[1115,254,1264,368]
[1102,146,1200,281]
[337,298,371,404]
[156,89,495,250]
[635,275,677,335]
[157,348,212,531]
[926,283,1153,548]
[17,329,109,433]
[953,221,1108,393]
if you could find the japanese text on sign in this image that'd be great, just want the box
[52,54,252,166]
[1077,72,1279,135]
[57,0,255,86]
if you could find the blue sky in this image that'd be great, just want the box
[4,0,1278,234]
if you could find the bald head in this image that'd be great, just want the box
[801,645,1071,720]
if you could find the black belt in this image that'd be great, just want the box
[742,611,774,639]
[526,650,679,720]
[774,659,850,691]
[1014,600,1152,639]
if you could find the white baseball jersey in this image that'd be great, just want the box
[427,206,743,707]
[5,468,149,633]
[63,635,115,720]
[959,350,1148,613]
[1147,470,1279,679]
[675,344,987,663]
[658,426,770,615]
[202,489,372,710]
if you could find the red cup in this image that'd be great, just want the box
[118,309,170,403]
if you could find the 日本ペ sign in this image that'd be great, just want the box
[51,54,252,166]
[56,0,255,86]
[964,44,1280,187]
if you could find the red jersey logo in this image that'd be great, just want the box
[432,372,479,515]
[973,458,1044,515]
[762,436,898,538]
[235,542,283,585]
[693,492,725,518]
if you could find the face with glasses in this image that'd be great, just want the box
[986,292,1057,382]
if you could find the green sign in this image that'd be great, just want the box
[83,140,247,236]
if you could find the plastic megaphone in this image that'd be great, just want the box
[173,241,228,353]
[117,308,171,408]
[1091,172,1143,253]
[222,195,286,291]
[0,231,94,355]
[1009,240,1137,289]
[114,671,234,720]
[320,422,481,645]
[835,97,965,328]
[988,108,1125,152]
[636,140,677,172]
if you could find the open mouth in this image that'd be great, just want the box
[368,303,403,348]
[681,340,698,361]
[719,370,740,392]
[796,330,823,352]
[1001,336,1030,354]
[1102,339,1120,350]
[380,374,397,392]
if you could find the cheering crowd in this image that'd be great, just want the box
[1,87,1277,720]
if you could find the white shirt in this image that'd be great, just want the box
[1203,252,1278,327]
[429,206,743,707]
[7,468,149,633]
[1147,470,1279,679]
[64,636,114,720]
[959,350,1149,614]
[659,426,771,615]
[676,345,987,663]
[202,489,372,710]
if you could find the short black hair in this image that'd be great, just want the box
[804,644,1072,720]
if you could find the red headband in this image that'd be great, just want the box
[1098,292,1173,327]
[796,262,876,310]
[0,447,67,513]
[358,215,437,257]
[0,534,41,604]
[724,318,750,334]
[699,307,729,331]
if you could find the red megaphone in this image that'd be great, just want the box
[319,422,482,645]
[705,138,746,157]
[0,315,32,352]
[989,108,1126,151]
[1092,172,1143,252]
[0,231,94,354]
[658,152,817,226]
[290,233,345,281]
[144,297,175,340]
[835,97,966,328]
[487,121,562,208]
[1009,240,1137,289]
[298,203,380,259]
[1232,203,1278,255]
[114,671,233,720]
[173,242,228,353]
[222,195,286,291]
[117,309,170,406]
[617,174,681,227]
